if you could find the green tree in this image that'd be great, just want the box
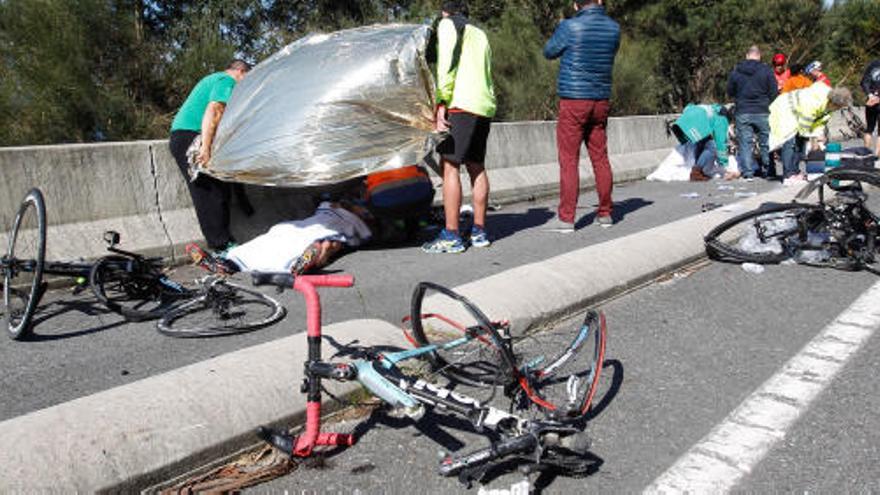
[0,0,158,144]
[633,0,823,110]
[487,7,559,121]
[821,0,880,97]
[611,36,668,115]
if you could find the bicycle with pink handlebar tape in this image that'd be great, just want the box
[252,272,607,487]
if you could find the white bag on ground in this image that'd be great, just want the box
[647,143,697,182]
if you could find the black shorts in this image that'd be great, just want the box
[866,104,879,134]
[437,112,492,164]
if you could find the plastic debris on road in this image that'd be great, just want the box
[734,191,758,198]
[794,232,832,264]
[721,203,744,212]
[737,215,793,255]
[741,262,765,274]
[478,479,531,495]
[717,185,734,191]
[204,24,436,186]
[680,192,701,199]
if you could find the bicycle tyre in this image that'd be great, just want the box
[796,167,880,201]
[157,281,285,337]
[89,255,173,321]
[514,311,607,421]
[409,282,515,387]
[704,203,825,264]
[3,188,47,340]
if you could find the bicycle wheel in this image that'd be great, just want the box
[157,279,285,337]
[409,282,515,387]
[89,255,175,321]
[514,310,607,422]
[3,188,47,340]
[704,203,825,264]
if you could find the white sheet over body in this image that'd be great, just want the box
[226,202,372,273]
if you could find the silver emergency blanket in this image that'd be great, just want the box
[203,24,436,186]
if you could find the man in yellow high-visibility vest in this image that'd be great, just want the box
[423,1,497,254]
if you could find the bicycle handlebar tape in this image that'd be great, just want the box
[297,274,355,288]
[293,402,355,456]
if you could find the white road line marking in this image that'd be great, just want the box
[645,280,880,494]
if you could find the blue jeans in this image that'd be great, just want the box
[695,138,724,177]
[780,136,807,178]
[735,113,771,177]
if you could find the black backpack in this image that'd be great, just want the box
[425,14,468,75]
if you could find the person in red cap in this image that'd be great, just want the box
[772,53,791,91]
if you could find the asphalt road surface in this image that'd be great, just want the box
[247,259,880,493]
[0,178,777,421]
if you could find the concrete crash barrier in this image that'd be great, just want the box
[0,318,403,492]
[0,111,855,262]
[0,115,684,262]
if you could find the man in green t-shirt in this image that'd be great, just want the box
[169,59,250,251]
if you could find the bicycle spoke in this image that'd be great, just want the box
[4,189,46,339]
[157,280,285,337]
[409,283,511,389]
[512,311,607,422]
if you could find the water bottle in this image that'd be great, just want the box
[825,142,841,186]
[825,142,841,171]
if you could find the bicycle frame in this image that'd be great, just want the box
[253,272,598,485]
[256,273,527,451]
[1,233,164,281]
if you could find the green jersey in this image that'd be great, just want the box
[170,72,236,132]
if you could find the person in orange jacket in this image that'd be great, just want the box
[781,64,813,93]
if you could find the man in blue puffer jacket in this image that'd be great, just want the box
[543,0,620,232]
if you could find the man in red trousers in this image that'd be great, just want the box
[543,0,620,232]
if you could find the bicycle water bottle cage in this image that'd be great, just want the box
[103,230,121,247]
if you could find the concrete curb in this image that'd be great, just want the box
[432,186,801,334]
[0,183,805,491]
[0,318,403,492]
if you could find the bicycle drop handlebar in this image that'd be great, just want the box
[251,271,355,290]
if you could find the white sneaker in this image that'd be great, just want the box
[544,217,575,233]
[783,173,807,187]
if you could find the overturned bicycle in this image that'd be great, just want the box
[705,166,880,273]
[253,273,608,488]
[0,188,285,340]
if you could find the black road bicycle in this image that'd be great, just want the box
[1,188,285,340]
[705,167,880,273]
